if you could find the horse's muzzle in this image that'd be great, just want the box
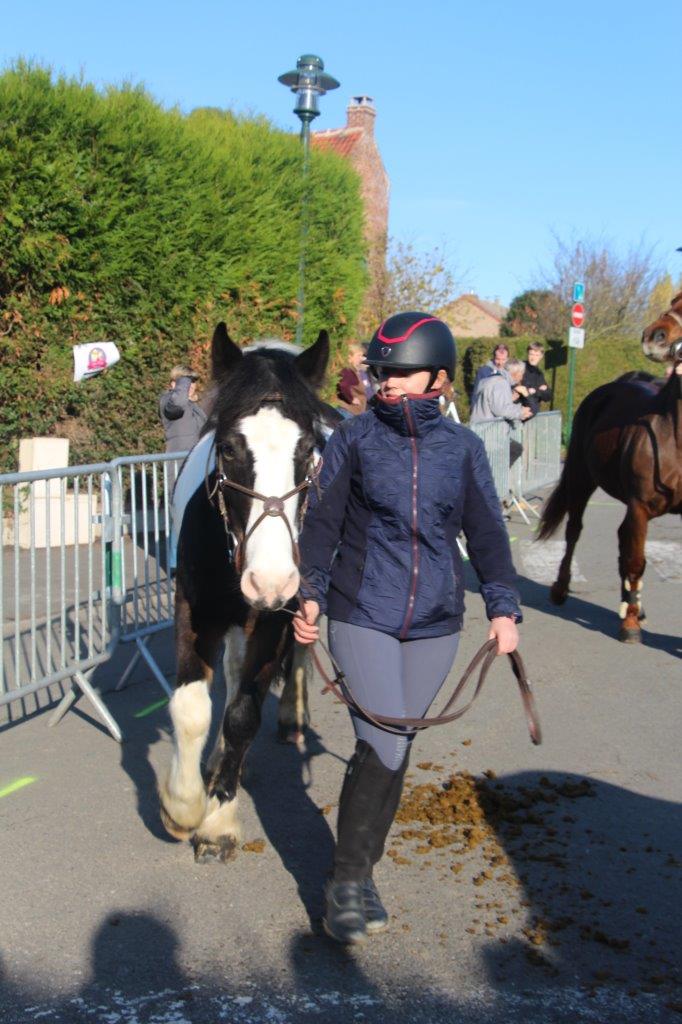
[240,567,300,610]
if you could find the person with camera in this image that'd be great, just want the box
[159,365,207,454]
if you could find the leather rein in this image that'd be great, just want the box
[300,598,541,746]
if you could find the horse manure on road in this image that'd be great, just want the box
[388,765,680,997]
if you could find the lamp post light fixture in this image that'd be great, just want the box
[278,54,339,344]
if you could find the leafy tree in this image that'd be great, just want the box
[365,238,463,332]
[500,289,566,339]
[645,272,679,322]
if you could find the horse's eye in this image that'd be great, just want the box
[219,442,235,459]
[654,329,668,343]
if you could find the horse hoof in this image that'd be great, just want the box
[191,834,238,864]
[618,625,642,644]
[549,583,568,605]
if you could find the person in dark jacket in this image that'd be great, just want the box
[471,342,512,398]
[294,312,522,945]
[159,365,207,454]
[520,342,552,417]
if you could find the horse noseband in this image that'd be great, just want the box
[262,497,286,516]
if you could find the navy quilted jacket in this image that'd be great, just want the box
[299,394,522,639]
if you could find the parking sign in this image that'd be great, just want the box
[573,282,585,303]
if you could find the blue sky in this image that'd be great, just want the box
[3,0,679,305]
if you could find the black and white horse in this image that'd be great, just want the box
[159,323,335,862]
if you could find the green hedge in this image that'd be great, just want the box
[0,64,367,470]
[457,334,656,422]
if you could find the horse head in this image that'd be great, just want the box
[210,323,330,610]
[641,291,682,363]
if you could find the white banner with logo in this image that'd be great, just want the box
[73,341,121,382]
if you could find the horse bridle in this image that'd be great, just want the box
[206,422,323,574]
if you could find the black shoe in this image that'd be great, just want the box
[323,880,367,945]
[362,877,389,933]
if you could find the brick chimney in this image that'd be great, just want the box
[346,95,376,135]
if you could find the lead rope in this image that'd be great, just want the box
[289,596,541,745]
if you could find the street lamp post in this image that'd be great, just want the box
[278,54,339,345]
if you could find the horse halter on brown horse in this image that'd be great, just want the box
[207,435,323,575]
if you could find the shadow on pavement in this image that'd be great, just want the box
[464,561,681,659]
[475,770,681,1007]
[243,692,338,928]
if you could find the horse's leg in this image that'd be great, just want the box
[159,585,223,840]
[191,613,289,864]
[277,640,310,746]
[549,481,596,604]
[617,501,649,643]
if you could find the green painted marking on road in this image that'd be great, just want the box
[0,776,37,799]
[134,697,169,719]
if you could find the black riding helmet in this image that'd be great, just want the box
[366,312,457,381]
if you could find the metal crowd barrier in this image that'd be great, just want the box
[466,419,510,500]
[0,451,187,740]
[109,453,187,701]
[469,411,562,523]
[0,462,117,735]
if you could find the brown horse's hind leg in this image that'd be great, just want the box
[549,484,596,604]
[617,501,649,643]
[159,585,223,840]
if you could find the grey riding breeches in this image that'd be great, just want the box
[327,620,460,770]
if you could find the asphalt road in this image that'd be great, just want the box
[0,492,680,1023]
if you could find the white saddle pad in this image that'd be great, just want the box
[171,429,216,541]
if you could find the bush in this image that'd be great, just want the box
[0,64,367,470]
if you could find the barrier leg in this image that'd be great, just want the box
[115,646,143,691]
[48,668,122,742]
[134,635,173,698]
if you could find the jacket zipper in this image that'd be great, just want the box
[400,396,420,639]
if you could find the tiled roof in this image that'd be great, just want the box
[442,294,507,322]
[311,127,363,158]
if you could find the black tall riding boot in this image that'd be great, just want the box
[323,741,408,943]
[362,748,410,933]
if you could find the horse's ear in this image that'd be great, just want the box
[295,330,330,390]
[211,323,242,379]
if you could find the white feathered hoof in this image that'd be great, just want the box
[190,794,241,865]
[191,833,239,864]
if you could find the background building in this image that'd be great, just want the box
[312,96,389,331]
[440,293,508,337]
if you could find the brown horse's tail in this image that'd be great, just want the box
[537,464,570,540]
[538,408,588,540]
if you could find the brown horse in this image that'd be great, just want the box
[538,293,682,642]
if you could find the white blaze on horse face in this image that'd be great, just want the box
[239,406,302,608]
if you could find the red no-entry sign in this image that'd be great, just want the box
[571,303,585,328]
